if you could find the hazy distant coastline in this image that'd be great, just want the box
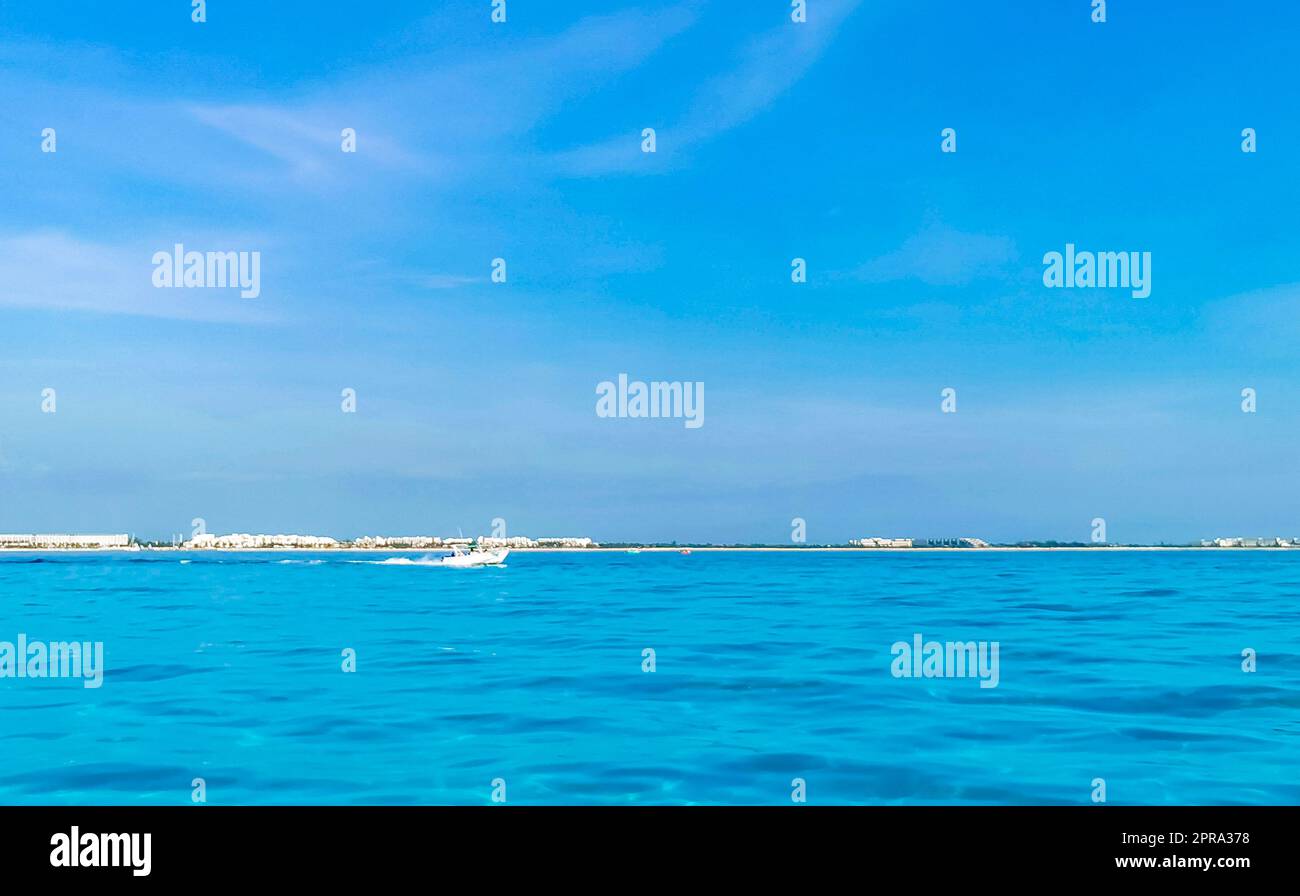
[2,545,1298,553]
[5,532,1299,552]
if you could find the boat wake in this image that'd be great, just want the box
[350,549,509,568]
[349,556,438,566]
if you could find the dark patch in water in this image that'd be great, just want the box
[110,664,212,683]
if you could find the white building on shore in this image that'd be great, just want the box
[354,536,444,548]
[1205,537,1299,548]
[850,536,989,548]
[476,536,598,548]
[0,534,130,549]
[477,536,539,548]
[177,532,598,550]
[184,533,340,550]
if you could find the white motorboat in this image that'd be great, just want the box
[438,546,509,567]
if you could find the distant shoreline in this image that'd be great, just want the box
[1,545,1296,554]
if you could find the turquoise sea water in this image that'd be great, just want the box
[0,550,1296,805]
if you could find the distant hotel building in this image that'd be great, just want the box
[536,537,596,548]
[0,534,130,548]
[178,533,599,549]
[478,536,597,548]
[185,533,340,549]
[3,531,600,550]
[475,536,537,549]
[849,537,989,548]
[1202,537,1299,548]
[353,536,446,549]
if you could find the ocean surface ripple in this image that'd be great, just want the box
[0,550,1295,805]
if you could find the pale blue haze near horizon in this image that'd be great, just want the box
[1,1,1298,542]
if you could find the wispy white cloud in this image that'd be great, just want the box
[0,230,276,322]
[185,103,422,186]
[0,5,701,199]
[1201,281,1300,358]
[0,5,784,320]
[854,223,1018,286]
[552,0,863,176]
[420,273,483,290]
[172,5,701,190]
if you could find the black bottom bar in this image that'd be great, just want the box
[0,806,1284,883]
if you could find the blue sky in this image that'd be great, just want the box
[0,0,1297,543]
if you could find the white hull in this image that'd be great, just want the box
[439,548,509,567]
